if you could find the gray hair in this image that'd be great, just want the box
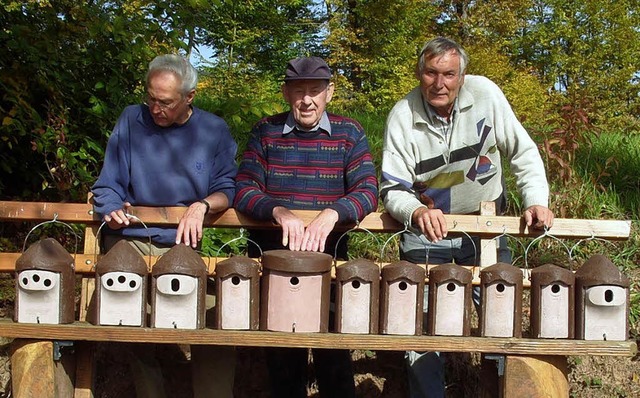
[146,54,198,94]
[417,37,469,76]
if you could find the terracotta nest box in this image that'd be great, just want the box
[575,254,629,341]
[260,250,332,333]
[215,256,261,330]
[334,259,380,334]
[151,245,208,329]
[380,261,425,336]
[479,262,523,338]
[93,239,148,327]
[530,263,575,339]
[426,263,472,336]
[15,238,75,324]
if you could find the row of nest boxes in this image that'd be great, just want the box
[14,238,630,341]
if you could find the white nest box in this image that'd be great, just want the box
[576,255,629,341]
[260,250,332,333]
[380,261,425,336]
[530,263,575,339]
[334,259,380,334]
[215,256,260,330]
[479,262,523,338]
[151,245,207,329]
[427,264,472,336]
[93,239,148,327]
[15,238,75,324]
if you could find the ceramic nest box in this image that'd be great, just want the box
[380,261,425,335]
[479,262,523,338]
[260,250,332,333]
[334,259,380,334]
[530,264,575,339]
[575,255,629,341]
[151,245,208,329]
[15,238,75,324]
[93,239,148,326]
[426,264,472,336]
[215,256,260,330]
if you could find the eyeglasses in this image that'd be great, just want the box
[144,94,184,111]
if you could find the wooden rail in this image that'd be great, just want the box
[0,200,636,398]
[0,320,634,357]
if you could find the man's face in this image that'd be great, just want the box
[146,70,194,127]
[282,80,334,130]
[417,49,465,118]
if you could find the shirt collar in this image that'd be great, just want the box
[283,111,332,135]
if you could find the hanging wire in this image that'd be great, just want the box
[523,226,572,271]
[333,221,380,266]
[567,232,617,271]
[22,213,80,266]
[94,214,153,272]
[214,228,263,270]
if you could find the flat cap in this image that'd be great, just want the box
[284,56,332,81]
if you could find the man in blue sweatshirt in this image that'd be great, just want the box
[92,54,238,398]
[92,54,237,253]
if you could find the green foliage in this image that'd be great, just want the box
[0,0,183,201]
[325,0,439,111]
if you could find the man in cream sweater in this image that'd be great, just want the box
[380,37,554,397]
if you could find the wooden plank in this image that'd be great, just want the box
[0,201,631,239]
[0,320,635,356]
[503,355,569,398]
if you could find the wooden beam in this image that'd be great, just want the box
[0,320,635,357]
[0,201,631,239]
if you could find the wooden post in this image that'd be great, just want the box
[10,340,55,397]
[479,202,498,266]
[503,355,568,397]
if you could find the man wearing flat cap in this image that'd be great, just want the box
[234,56,378,397]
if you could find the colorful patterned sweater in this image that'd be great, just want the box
[234,112,378,227]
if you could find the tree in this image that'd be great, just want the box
[0,0,183,201]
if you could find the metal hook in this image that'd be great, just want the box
[568,232,616,271]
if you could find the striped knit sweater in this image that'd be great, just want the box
[234,112,378,225]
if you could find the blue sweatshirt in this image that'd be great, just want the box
[92,105,237,245]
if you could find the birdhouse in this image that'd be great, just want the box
[15,238,75,324]
[93,239,148,327]
[575,255,629,341]
[215,256,260,330]
[479,262,523,338]
[380,261,425,336]
[530,263,575,339]
[151,245,208,329]
[334,259,380,334]
[260,250,332,333]
[426,264,472,336]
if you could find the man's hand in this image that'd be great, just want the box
[412,206,447,242]
[273,206,305,251]
[301,209,339,253]
[176,201,209,248]
[523,205,554,230]
[103,202,133,230]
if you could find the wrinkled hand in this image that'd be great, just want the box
[103,202,133,230]
[273,206,305,251]
[176,201,208,248]
[523,205,555,230]
[412,207,447,242]
[301,209,339,253]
